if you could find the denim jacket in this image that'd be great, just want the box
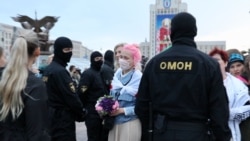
[111,68,142,124]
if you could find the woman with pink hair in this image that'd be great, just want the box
[109,44,142,141]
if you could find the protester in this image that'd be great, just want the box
[43,36,87,141]
[209,48,250,141]
[114,43,126,71]
[69,65,79,87]
[73,68,81,86]
[77,51,108,141]
[227,52,250,141]
[109,44,142,141]
[227,53,248,84]
[135,12,231,141]
[39,54,54,76]
[244,55,250,82]
[0,31,50,141]
[241,54,250,141]
[69,65,76,76]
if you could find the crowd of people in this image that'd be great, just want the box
[1,12,250,141]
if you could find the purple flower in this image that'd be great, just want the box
[95,95,119,117]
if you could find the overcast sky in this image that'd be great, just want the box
[1,0,250,53]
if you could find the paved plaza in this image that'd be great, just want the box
[76,122,87,141]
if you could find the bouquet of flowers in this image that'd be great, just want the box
[95,95,119,117]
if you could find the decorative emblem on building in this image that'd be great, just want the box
[11,14,59,54]
[163,0,171,8]
[12,14,59,34]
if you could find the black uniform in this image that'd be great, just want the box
[43,37,86,141]
[78,51,108,141]
[79,68,106,108]
[0,71,50,141]
[135,12,231,141]
[100,50,115,93]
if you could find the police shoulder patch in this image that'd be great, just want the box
[69,82,76,93]
[42,76,48,82]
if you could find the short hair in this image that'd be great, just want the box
[209,47,228,63]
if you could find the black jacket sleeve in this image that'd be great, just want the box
[24,80,50,141]
[54,70,84,116]
[135,61,151,141]
[208,64,232,141]
[77,70,92,106]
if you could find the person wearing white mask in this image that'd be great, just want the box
[109,44,142,141]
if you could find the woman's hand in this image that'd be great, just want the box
[110,108,124,116]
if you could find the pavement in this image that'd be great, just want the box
[76,122,88,141]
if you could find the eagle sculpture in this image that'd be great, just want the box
[12,15,59,33]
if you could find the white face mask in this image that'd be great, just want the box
[119,58,131,71]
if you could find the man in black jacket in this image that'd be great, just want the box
[101,50,115,94]
[135,12,232,141]
[78,51,108,141]
[43,37,86,141]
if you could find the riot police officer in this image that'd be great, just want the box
[78,51,108,141]
[100,50,115,94]
[43,37,86,141]
[135,12,232,141]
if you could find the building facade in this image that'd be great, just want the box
[139,39,226,58]
[196,41,226,54]
[149,0,187,58]
[0,23,25,58]
[139,39,151,58]
[147,0,227,59]
[0,22,93,71]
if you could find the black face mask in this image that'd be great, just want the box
[62,52,72,63]
[53,37,73,64]
[91,60,103,71]
[170,12,197,41]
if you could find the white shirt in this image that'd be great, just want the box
[224,73,250,141]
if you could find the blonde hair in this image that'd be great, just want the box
[114,43,126,71]
[0,30,39,121]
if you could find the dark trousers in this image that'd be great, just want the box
[240,117,250,141]
[153,121,211,141]
[49,109,76,141]
[153,129,210,141]
[85,113,109,141]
